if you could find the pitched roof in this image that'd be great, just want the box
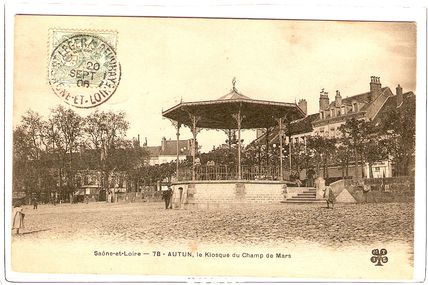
[250,113,319,146]
[161,140,190,156]
[143,146,161,157]
[143,139,191,157]
[373,91,416,125]
[289,113,319,135]
[217,88,251,100]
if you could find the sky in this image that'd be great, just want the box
[13,16,416,152]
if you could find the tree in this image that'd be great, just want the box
[289,140,307,179]
[377,96,416,176]
[338,118,369,178]
[335,143,352,179]
[306,135,336,178]
[44,105,83,201]
[83,110,130,195]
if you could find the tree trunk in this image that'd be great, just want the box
[345,157,349,177]
[341,163,345,179]
[354,148,359,178]
[325,156,329,179]
[316,161,320,178]
[369,163,373,178]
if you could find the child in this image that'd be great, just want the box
[323,184,336,209]
[12,203,25,234]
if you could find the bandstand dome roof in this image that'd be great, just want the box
[162,83,305,130]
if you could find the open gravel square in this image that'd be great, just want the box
[12,202,414,247]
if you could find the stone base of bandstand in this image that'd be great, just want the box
[171,180,288,209]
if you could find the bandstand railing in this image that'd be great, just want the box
[177,165,282,181]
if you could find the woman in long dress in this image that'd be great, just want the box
[12,204,25,234]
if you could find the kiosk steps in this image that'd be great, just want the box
[281,188,325,204]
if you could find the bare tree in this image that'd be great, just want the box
[83,110,130,197]
[44,105,83,202]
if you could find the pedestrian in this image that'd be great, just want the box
[306,168,315,187]
[32,197,38,210]
[168,186,173,209]
[162,186,173,210]
[363,183,371,203]
[12,202,25,235]
[323,184,336,209]
[178,186,184,209]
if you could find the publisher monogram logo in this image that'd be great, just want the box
[371,249,388,266]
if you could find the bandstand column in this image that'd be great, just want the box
[276,118,284,181]
[265,127,270,168]
[175,122,181,180]
[287,121,292,171]
[190,115,201,181]
[232,109,243,180]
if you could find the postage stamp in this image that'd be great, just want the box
[48,30,121,108]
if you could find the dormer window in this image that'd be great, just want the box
[352,103,358,112]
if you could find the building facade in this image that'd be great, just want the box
[143,137,193,165]
[254,76,415,179]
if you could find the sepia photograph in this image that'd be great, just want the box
[3,2,427,283]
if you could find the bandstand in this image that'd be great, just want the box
[162,80,306,208]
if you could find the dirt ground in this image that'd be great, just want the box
[9,201,415,279]
[11,201,414,246]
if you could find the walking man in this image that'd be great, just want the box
[32,197,38,210]
[162,186,173,209]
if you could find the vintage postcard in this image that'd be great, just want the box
[2,1,427,283]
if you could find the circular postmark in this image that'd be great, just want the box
[48,34,121,108]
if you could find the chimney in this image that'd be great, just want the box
[319,88,330,112]
[161,137,167,152]
[370,76,382,100]
[396,84,403,106]
[298,99,308,116]
[335,90,342,107]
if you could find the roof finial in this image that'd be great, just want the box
[232,77,237,91]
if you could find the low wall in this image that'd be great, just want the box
[344,177,414,203]
[115,191,162,203]
[171,181,288,208]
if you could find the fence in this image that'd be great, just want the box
[177,165,282,181]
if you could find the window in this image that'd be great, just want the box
[331,109,335,117]
[353,103,358,112]
[341,106,346,115]
[337,108,341,116]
